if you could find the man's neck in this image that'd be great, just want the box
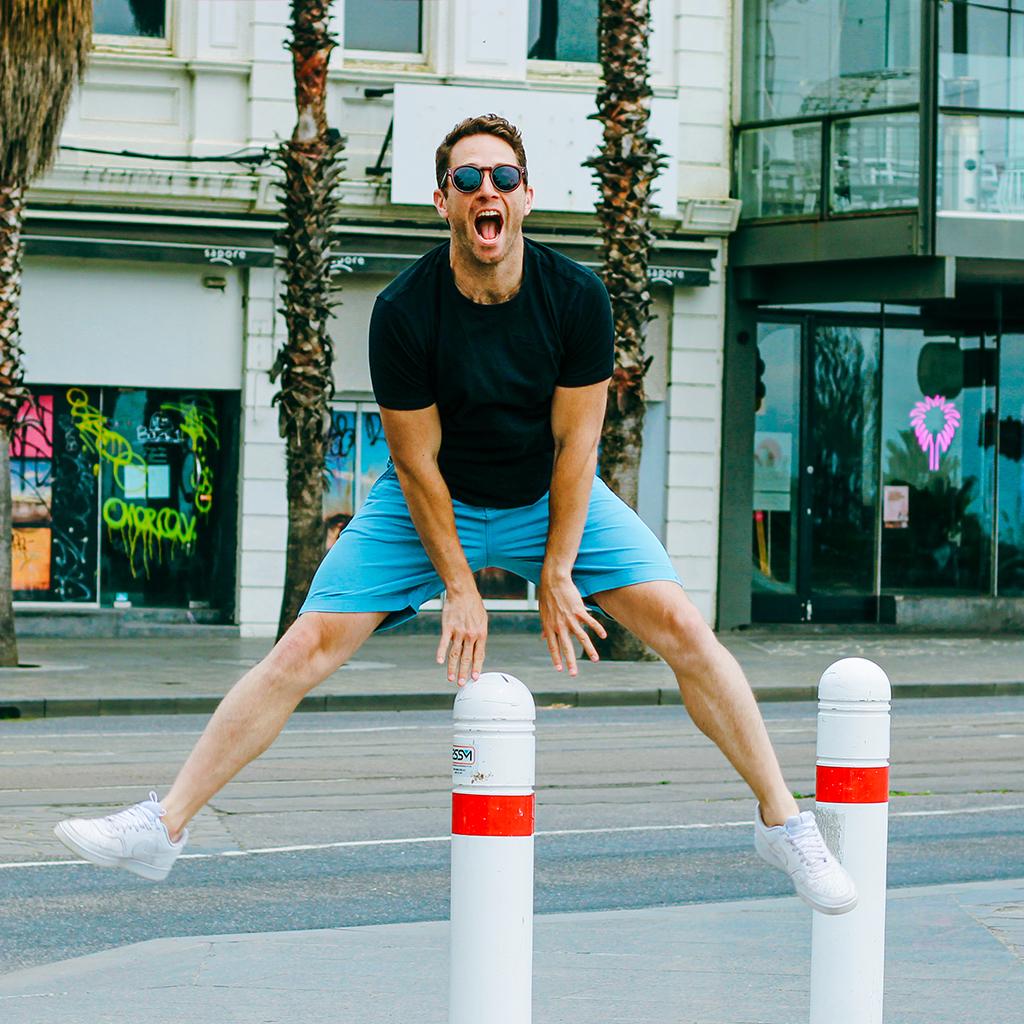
[449,235,526,305]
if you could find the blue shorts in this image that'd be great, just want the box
[300,463,682,632]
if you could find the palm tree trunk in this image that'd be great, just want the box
[586,0,665,660]
[0,181,29,667]
[273,1,344,639]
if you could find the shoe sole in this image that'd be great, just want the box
[754,829,858,916]
[53,822,173,882]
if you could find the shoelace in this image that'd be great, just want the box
[787,825,832,879]
[106,792,163,834]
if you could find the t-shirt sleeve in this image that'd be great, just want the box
[367,295,435,410]
[556,270,615,387]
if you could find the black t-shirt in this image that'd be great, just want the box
[368,238,614,507]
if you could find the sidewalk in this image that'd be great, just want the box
[0,877,1020,1023]
[1,626,1024,718]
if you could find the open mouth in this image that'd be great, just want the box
[474,210,504,243]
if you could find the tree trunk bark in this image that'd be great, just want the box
[587,0,664,661]
[0,181,28,667]
[273,1,343,640]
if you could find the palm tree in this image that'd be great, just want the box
[0,0,92,666]
[271,0,345,639]
[585,0,665,659]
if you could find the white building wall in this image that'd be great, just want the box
[22,0,740,633]
[237,266,287,638]
[662,0,733,623]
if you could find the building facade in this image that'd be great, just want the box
[721,0,1024,629]
[15,0,737,637]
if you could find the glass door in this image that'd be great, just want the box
[752,315,882,622]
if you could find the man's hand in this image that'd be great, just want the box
[538,572,607,676]
[437,584,488,686]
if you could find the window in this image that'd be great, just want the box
[528,0,598,63]
[344,0,422,54]
[741,0,920,122]
[10,385,239,611]
[93,0,166,39]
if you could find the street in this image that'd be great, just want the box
[2,697,1023,976]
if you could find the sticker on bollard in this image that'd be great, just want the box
[815,765,889,804]
[452,793,535,836]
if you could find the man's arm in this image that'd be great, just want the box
[540,379,610,675]
[379,404,486,686]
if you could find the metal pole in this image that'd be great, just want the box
[809,658,892,1024]
[450,672,536,1024]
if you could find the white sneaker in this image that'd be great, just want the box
[54,792,188,882]
[754,806,857,915]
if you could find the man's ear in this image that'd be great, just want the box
[523,183,535,218]
[433,187,449,222]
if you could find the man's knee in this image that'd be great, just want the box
[269,612,367,681]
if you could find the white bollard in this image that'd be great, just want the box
[809,658,892,1024]
[450,672,536,1024]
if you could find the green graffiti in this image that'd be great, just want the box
[66,387,145,487]
[160,400,219,515]
[102,497,197,578]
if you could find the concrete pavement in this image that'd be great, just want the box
[0,877,1020,1023]
[1,623,1023,718]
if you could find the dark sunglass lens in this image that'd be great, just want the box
[492,165,522,191]
[451,166,483,192]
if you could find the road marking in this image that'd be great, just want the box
[4,803,1023,871]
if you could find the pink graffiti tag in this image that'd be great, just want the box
[910,395,961,472]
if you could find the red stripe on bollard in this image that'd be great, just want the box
[452,793,535,837]
[816,764,890,804]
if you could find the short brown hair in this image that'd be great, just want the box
[435,114,528,190]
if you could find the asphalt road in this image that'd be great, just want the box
[2,698,1022,975]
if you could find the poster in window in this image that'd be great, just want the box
[883,485,910,528]
[754,431,793,512]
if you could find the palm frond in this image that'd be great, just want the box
[0,0,93,182]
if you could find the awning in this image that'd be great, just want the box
[24,216,715,286]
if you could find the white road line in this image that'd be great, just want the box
[3,803,1023,872]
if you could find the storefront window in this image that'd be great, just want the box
[998,333,1024,594]
[810,325,881,596]
[938,113,1024,213]
[96,388,238,609]
[11,389,99,602]
[324,406,389,547]
[741,0,920,122]
[10,386,238,610]
[880,330,995,592]
[752,323,801,594]
[738,124,822,220]
[831,112,920,213]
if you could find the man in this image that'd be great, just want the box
[55,115,855,914]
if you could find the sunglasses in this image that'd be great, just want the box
[443,163,526,194]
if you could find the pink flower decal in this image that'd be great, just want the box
[910,395,961,472]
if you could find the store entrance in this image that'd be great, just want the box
[751,315,883,623]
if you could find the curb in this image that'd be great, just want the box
[2,681,1023,720]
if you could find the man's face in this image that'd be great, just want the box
[433,133,534,267]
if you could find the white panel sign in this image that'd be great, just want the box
[21,259,243,389]
[391,83,679,214]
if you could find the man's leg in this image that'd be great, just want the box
[159,610,385,839]
[591,581,798,827]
